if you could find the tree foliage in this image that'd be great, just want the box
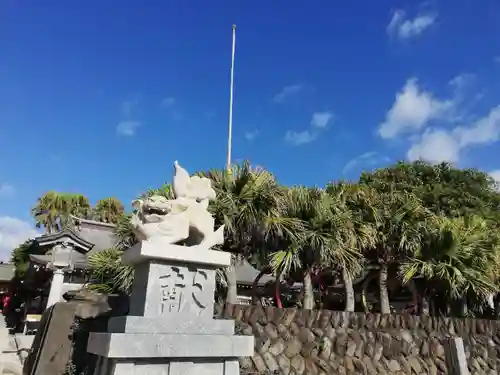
[11,160,500,317]
[87,248,133,294]
[92,197,124,224]
[360,161,500,217]
[10,239,35,278]
[32,192,125,233]
[401,216,499,303]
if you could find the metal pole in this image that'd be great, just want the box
[226,24,236,174]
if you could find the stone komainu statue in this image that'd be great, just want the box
[131,161,224,248]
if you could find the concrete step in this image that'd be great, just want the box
[0,316,25,374]
[0,361,22,374]
[0,349,22,375]
[13,335,34,363]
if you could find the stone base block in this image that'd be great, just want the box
[94,357,240,375]
[122,240,231,268]
[108,315,234,335]
[88,332,254,359]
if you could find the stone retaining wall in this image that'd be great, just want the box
[222,304,499,375]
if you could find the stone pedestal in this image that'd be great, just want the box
[46,269,65,308]
[87,240,254,375]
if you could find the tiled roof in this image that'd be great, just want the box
[29,217,117,268]
[34,228,94,252]
[29,253,88,269]
[70,216,116,254]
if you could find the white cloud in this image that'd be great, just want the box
[380,74,500,165]
[407,129,460,163]
[490,170,500,190]
[311,112,333,129]
[490,170,500,181]
[285,111,333,146]
[0,183,15,197]
[161,97,176,108]
[387,9,436,40]
[0,217,39,261]
[379,78,454,139]
[343,152,390,174]
[449,74,474,94]
[116,121,142,136]
[407,106,500,164]
[272,84,304,103]
[455,106,500,147]
[285,130,317,145]
[244,130,260,141]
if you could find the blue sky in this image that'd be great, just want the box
[1,0,500,259]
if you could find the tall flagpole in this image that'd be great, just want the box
[226,24,236,174]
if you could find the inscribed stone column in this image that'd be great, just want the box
[87,242,254,374]
[46,269,65,308]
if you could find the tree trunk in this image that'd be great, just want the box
[459,296,468,317]
[251,266,271,305]
[317,274,325,309]
[342,268,355,312]
[275,278,283,308]
[487,293,495,310]
[430,295,436,316]
[379,264,391,314]
[225,260,238,305]
[303,270,315,310]
[406,279,419,314]
[361,272,376,313]
[421,294,430,315]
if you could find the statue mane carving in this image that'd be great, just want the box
[131,161,224,249]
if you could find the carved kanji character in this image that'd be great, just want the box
[159,266,186,313]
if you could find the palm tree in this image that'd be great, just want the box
[269,185,372,311]
[32,191,63,233]
[93,197,125,224]
[139,183,174,200]
[268,187,322,309]
[400,215,499,316]
[86,215,136,294]
[87,248,134,294]
[114,214,137,250]
[325,182,377,311]
[32,192,92,233]
[198,162,302,305]
[358,188,435,314]
[66,193,92,220]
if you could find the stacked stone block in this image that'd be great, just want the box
[222,305,498,375]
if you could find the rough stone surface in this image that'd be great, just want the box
[222,304,499,375]
[22,303,75,375]
[30,299,500,375]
